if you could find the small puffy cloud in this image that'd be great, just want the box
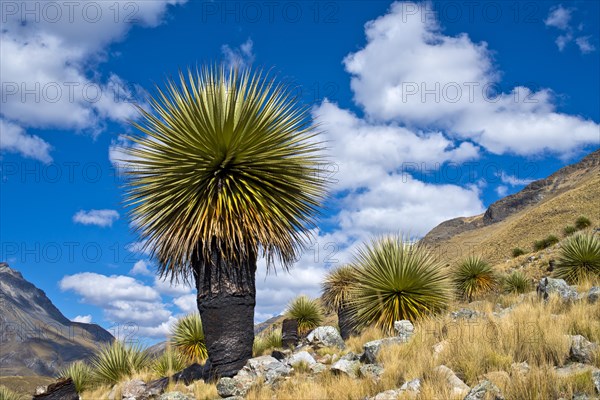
[130,260,153,276]
[496,185,509,197]
[73,209,120,227]
[126,241,152,256]
[221,38,255,69]
[72,315,92,324]
[545,5,572,30]
[173,294,197,314]
[575,36,596,54]
[0,119,53,163]
[497,172,535,187]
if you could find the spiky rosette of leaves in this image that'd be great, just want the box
[555,233,600,283]
[152,348,188,376]
[348,235,452,334]
[171,313,208,363]
[123,66,327,279]
[503,271,531,294]
[90,341,149,385]
[57,361,93,393]
[321,265,358,312]
[285,295,324,335]
[453,256,498,301]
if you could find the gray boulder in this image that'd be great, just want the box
[310,362,327,374]
[588,287,600,304]
[287,350,316,366]
[121,379,147,400]
[568,335,599,364]
[369,389,402,400]
[362,337,404,364]
[434,365,470,397]
[359,364,385,380]
[306,326,345,349]
[399,378,422,398]
[593,369,600,394]
[159,393,191,400]
[451,308,483,320]
[464,380,504,400]
[394,320,415,342]
[331,359,361,378]
[537,277,579,302]
[216,377,252,398]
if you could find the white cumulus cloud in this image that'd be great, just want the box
[72,315,92,324]
[73,209,120,227]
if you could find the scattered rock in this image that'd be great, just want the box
[287,351,316,366]
[588,287,600,304]
[310,362,327,374]
[331,359,361,378]
[32,378,79,400]
[433,365,470,397]
[394,320,415,342]
[159,392,192,400]
[362,337,404,364]
[246,355,292,384]
[171,363,205,385]
[315,353,332,364]
[568,335,599,364]
[450,308,483,320]
[464,380,505,400]
[359,364,385,380]
[306,326,345,349]
[432,340,448,358]
[281,319,299,348]
[537,277,579,302]
[510,362,530,376]
[271,349,291,361]
[340,351,359,361]
[592,370,600,394]
[554,363,597,378]
[121,379,147,399]
[399,378,421,397]
[35,386,47,395]
[216,377,252,398]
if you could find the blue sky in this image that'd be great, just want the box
[1,0,598,344]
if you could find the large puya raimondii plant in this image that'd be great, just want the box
[123,66,327,379]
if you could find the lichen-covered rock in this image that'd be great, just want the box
[510,362,530,375]
[216,377,252,398]
[399,378,421,398]
[554,363,596,378]
[464,380,505,400]
[369,389,402,400]
[121,379,147,399]
[588,287,600,304]
[592,369,600,394]
[359,364,385,380]
[433,365,470,397]
[362,337,404,364]
[537,277,579,302]
[306,326,345,349]
[330,359,361,378]
[310,362,327,374]
[287,351,316,366]
[159,392,192,400]
[450,308,483,320]
[394,320,415,342]
[568,335,599,364]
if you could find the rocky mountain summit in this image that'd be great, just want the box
[0,262,114,376]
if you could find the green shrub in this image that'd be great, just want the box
[90,341,150,385]
[57,361,93,393]
[554,233,600,283]
[563,225,577,237]
[152,348,187,376]
[0,386,24,400]
[533,235,560,251]
[503,271,531,294]
[512,248,526,257]
[575,216,592,230]
[252,329,283,356]
[453,256,498,301]
[171,313,208,364]
[348,235,452,334]
[285,295,324,335]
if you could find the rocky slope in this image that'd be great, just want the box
[421,149,600,265]
[0,263,114,376]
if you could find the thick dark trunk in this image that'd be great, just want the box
[193,248,256,381]
[337,302,356,340]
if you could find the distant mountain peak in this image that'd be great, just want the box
[0,263,114,377]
